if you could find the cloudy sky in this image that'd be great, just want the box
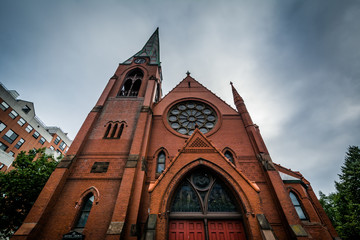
[1,0,359,195]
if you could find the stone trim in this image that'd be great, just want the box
[126,154,139,168]
[57,155,75,168]
[107,221,124,235]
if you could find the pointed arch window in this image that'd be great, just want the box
[170,170,239,215]
[224,150,234,164]
[118,69,144,97]
[104,121,126,139]
[74,194,94,230]
[156,151,166,173]
[289,191,307,220]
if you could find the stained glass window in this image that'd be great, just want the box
[171,181,201,212]
[168,101,217,135]
[171,170,238,214]
[208,182,237,212]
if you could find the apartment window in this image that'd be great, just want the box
[2,129,18,144]
[25,124,33,133]
[0,164,4,170]
[54,136,61,145]
[0,122,6,132]
[56,149,61,154]
[0,101,9,111]
[39,137,46,145]
[17,118,26,126]
[0,141,9,151]
[8,151,14,157]
[15,138,25,149]
[33,131,40,139]
[59,141,67,151]
[22,105,31,114]
[50,146,55,150]
[9,110,18,119]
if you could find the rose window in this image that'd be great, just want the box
[167,101,217,135]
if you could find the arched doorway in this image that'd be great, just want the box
[168,168,247,240]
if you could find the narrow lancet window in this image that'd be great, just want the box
[74,194,94,230]
[117,124,124,138]
[224,151,234,163]
[290,192,307,220]
[111,124,118,138]
[156,151,166,173]
[104,124,112,138]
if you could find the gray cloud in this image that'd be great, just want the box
[1,0,359,195]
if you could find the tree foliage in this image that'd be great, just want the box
[0,149,58,238]
[320,146,360,240]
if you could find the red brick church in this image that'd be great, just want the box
[13,29,337,240]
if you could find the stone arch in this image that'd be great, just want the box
[153,158,257,221]
[152,159,257,240]
[75,186,100,209]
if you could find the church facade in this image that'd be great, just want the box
[13,29,337,240]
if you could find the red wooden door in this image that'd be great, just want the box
[169,220,205,240]
[208,220,246,240]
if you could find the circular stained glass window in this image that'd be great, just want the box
[168,101,217,135]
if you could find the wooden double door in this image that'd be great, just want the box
[169,220,246,240]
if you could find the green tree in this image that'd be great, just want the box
[0,149,58,238]
[320,146,360,240]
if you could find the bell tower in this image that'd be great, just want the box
[13,28,162,240]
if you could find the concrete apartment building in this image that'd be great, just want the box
[0,83,72,172]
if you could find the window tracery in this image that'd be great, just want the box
[118,69,143,97]
[170,170,238,214]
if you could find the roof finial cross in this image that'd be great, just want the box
[186,71,191,76]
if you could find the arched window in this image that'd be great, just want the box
[74,194,94,231]
[289,191,307,220]
[117,124,124,138]
[224,150,234,164]
[104,124,112,138]
[118,69,144,97]
[104,122,126,139]
[110,124,118,138]
[171,170,238,214]
[156,151,166,173]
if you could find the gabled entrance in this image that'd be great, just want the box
[168,169,247,240]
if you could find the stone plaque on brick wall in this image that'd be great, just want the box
[62,231,84,239]
[91,162,109,173]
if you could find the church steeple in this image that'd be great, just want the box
[122,28,160,65]
[230,82,254,127]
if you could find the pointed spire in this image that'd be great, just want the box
[122,28,160,65]
[230,82,253,127]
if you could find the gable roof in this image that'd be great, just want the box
[155,74,238,115]
[149,128,260,192]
